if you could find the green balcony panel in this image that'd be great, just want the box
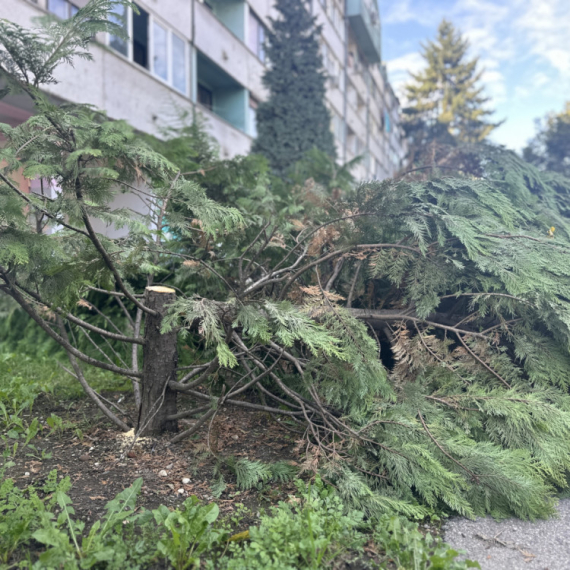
[206,0,246,41]
[196,52,248,132]
[346,0,382,64]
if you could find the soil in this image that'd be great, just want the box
[5,391,300,528]
[2,391,412,568]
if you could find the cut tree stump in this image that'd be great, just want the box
[139,286,179,435]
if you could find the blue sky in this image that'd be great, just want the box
[379,0,570,151]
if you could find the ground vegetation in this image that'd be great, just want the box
[1,3,570,554]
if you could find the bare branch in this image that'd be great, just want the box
[279,243,421,299]
[4,284,141,377]
[56,318,130,431]
[346,260,363,308]
[348,308,491,340]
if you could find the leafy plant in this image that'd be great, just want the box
[219,479,365,570]
[0,470,71,563]
[153,496,227,570]
[45,414,75,437]
[374,515,480,569]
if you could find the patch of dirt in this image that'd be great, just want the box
[4,392,299,526]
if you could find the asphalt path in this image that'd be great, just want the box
[444,499,570,569]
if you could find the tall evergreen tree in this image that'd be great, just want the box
[403,19,500,154]
[252,0,336,175]
[523,102,570,177]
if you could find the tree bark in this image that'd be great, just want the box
[139,286,179,435]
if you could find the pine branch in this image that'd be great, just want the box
[417,410,480,483]
[455,333,511,388]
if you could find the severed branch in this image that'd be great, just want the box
[278,243,422,300]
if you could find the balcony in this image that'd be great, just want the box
[204,0,246,41]
[196,51,248,133]
[346,0,382,64]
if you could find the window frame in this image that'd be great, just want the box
[47,0,78,19]
[247,9,267,63]
[107,6,189,97]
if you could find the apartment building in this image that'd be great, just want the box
[1,0,406,181]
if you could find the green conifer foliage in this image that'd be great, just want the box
[403,20,501,155]
[252,0,336,175]
[4,1,570,521]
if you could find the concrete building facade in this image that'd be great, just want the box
[1,0,406,180]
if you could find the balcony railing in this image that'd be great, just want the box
[346,0,382,64]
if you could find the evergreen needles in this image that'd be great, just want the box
[2,0,570,523]
[252,0,336,175]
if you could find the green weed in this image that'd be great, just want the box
[0,472,480,569]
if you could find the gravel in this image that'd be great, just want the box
[443,498,570,569]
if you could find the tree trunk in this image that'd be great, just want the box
[139,286,178,435]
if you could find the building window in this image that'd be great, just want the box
[327,1,344,38]
[347,129,363,156]
[109,4,129,56]
[248,96,258,138]
[332,113,345,145]
[321,41,342,90]
[153,22,168,80]
[171,34,187,94]
[47,0,78,19]
[248,11,266,62]
[132,5,149,69]
[198,84,213,111]
[108,6,189,96]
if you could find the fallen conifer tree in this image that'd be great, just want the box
[2,0,570,520]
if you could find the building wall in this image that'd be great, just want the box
[2,0,406,177]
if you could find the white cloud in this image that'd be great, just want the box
[381,0,570,150]
[385,52,425,101]
[481,69,507,105]
[513,0,570,74]
[382,0,415,24]
[381,0,442,27]
[532,72,550,88]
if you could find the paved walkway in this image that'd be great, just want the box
[443,499,570,570]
